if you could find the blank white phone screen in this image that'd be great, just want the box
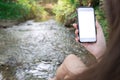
[78,8,96,42]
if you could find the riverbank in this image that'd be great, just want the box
[0,20,21,28]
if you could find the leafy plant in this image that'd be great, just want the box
[53,0,79,23]
[0,0,49,21]
[0,1,26,19]
[53,0,100,25]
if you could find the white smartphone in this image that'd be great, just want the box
[77,7,96,42]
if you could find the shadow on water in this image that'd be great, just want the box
[0,19,96,80]
[0,64,16,80]
[0,57,22,80]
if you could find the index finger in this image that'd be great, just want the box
[73,23,78,29]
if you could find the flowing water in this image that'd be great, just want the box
[0,19,95,80]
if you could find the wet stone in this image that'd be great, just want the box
[0,19,95,80]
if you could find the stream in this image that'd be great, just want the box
[0,19,95,80]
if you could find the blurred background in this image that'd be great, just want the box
[0,0,108,80]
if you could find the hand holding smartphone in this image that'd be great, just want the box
[77,7,96,42]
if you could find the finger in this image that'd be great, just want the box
[73,23,78,29]
[75,29,79,40]
[75,37,80,42]
[75,29,79,36]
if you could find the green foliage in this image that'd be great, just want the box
[0,0,48,21]
[69,0,80,8]
[33,5,49,21]
[53,0,79,23]
[0,1,27,19]
[53,0,100,24]
[82,0,88,6]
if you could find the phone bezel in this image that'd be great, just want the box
[77,7,97,43]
